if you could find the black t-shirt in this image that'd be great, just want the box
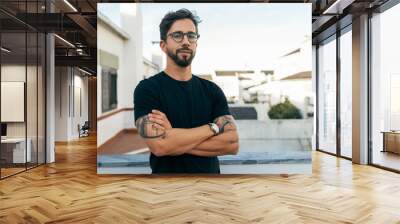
[133,71,230,174]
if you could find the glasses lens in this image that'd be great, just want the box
[171,32,183,41]
[169,32,198,43]
[187,32,198,42]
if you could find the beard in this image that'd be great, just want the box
[167,47,195,67]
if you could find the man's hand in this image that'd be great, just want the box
[135,109,172,139]
[136,111,239,157]
[213,115,237,133]
[135,115,166,139]
[185,115,239,157]
[148,109,172,130]
[136,110,215,157]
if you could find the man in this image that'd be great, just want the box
[134,8,239,174]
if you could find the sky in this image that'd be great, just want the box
[98,3,311,74]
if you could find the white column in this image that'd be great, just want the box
[352,14,369,164]
[46,32,55,163]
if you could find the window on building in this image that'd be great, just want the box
[317,35,337,154]
[339,27,352,158]
[371,2,400,171]
[102,67,118,113]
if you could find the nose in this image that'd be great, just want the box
[181,34,191,45]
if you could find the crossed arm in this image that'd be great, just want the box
[135,110,239,157]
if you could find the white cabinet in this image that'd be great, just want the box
[1,138,32,163]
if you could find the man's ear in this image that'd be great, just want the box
[160,40,167,54]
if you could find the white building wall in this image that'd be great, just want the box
[97,5,143,147]
[121,4,143,109]
[274,38,312,80]
[143,62,159,78]
[96,23,125,117]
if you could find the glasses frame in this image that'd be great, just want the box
[167,31,200,43]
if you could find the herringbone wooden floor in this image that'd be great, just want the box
[1,135,400,224]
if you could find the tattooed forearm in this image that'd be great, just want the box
[136,115,166,139]
[213,115,237,133]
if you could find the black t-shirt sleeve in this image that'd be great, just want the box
[211,83,231,119]
[133,80,160,123]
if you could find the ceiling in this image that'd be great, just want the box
[0,0,99,74]
[0,0,392,75]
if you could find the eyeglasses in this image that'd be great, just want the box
[167,31,200,43]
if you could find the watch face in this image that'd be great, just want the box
[212,123,219,134]
[209,123,218,135]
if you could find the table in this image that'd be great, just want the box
[381,131,400,154]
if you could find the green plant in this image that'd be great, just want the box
[268,97,302,119]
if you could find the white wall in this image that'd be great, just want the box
[1,65,28,143]
[120,4,143,109]
[143,61,160,79]
[54,67,89,141]
[97,110,134,146]
[1,65,35,137]
[72,73,89,138]
[236,119,313,140]
[55,67,68,141]
[97,26,124,116]
[236,119,313,153]
[1,63,46,163]
[97,4,143,147]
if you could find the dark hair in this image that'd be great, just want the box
[159,8,201,41]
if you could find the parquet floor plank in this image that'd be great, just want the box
[0,135,399,223]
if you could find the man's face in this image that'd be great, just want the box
[161,19,198,68]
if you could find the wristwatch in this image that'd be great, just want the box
[208,123,220,136]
